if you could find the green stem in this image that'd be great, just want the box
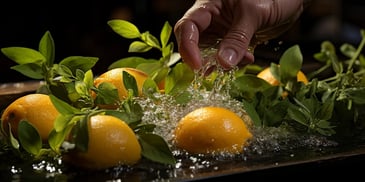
[307,63,331,80]
[347,30,365,71]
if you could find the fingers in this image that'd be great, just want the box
[217,6,257,69]
[174,2,215,70]
[174,20,202,70]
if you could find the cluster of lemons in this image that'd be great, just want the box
[1,66,307,170]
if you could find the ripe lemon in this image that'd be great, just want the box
[65,115,142,169]
[174,106,252,155]
[257,67,308,86]
[1,93,59,142]
[93,67,148,99]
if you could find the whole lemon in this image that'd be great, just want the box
[174,106,252,155]
[65,114,142,169]
[257,67,308,86]
[1,93,59,142]
[93,67,148,99]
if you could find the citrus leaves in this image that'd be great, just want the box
[1,27,177,166]
[107,20,187,95]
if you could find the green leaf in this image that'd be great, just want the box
[50,94,79,115]
[264,101,290,126]
[317,96,334,120]
[142,78,159,96]
[233,75,272,98]
[58,64,74,79]
[83,70,94,89]
[136,61,163,76]
[108,56,153,70]
[18,121,42,155]
[107,19,141,39]
[48,124,74,153]
[7,123,20,149]
[75,81,88,97]
[160,21,172,48]
[287,104,309,127]
[39,31,55,67]
[340,43,357,58]
[241,99,261,126]
[104,110,134,124]
[1,47,46,64]
[165,62,194,95]
[54,114,74,132]
[123,71,139,97]
[279,45,303,84]
[73,116,89,152]
[129,41,152,53]
[139,133,175,165]
[94,82,120,105]
[59,56,98,74]
[141,32,160,49]
[133,123,156,134]
[345,87,365,104]
[11,63,44,79]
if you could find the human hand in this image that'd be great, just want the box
[174,0,305,70]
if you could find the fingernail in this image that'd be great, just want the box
[218,48,238,67]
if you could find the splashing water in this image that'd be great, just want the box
[136,46,338,171]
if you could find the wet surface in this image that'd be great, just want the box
[1,81,365,181]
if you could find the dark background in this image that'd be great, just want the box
[1,0,364,83]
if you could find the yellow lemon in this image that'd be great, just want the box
[257,67,308,86]
[93,67,148,99]
[1,93,59,142]
[174,106,252,155]
[65,114,142,169]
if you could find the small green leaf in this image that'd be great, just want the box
[317,96,334,120]
[11,63,44,79]
[279,45,303,84]
[54,114,74,132]
[83,70,94,89]
[345,87,365,104]
[48,124,74,153]
[1,47,46,64]
[142,78,159,97]
[58,64,74,78]
[7,123,20,149]
[340,43,357,58]
[73,116,89,152]
[75,81,88,96]
[107,19,141,39]
[241,99,261,126]
[104,110,133,124]
[160,21,172,48]
[39,31,55,67]
[165,62,194,95]
[50,94,80,115]
[94,82,120,105]
[233,75,272,93]
[18,121,42,155]
[139,133,175,165]
[108,56,153,70]
[75,69,85,81]
[141,32,160,49]
[133,123,156,134]
[59,56,98,74]
[123,71,139,97]
[136,61,163,76]
[287,104,309,127]
[129,41,152,53]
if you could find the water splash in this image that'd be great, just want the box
[136,46,338,171]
